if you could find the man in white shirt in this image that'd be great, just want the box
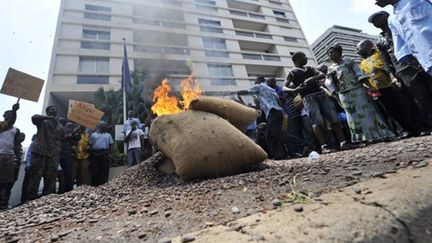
[124,120,145,167]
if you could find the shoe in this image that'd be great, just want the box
[384,136,399,142]
[398,132,412,139]
[321,144,332,154]
[340,141,357,150]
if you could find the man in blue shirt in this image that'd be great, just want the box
[238,76,306,160]
[375,0,432,76]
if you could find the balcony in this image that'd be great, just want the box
[239,40,280,62]
[235,30,272,39]
[230,10,265,19]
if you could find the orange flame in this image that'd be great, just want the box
[151,79,182,116]
[151,76,202,116]
[181,75,202,109]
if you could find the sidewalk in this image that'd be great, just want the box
[173,162,432,243]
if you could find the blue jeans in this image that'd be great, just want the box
[127,148,141,167]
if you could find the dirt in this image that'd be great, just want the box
[0,136,431,242]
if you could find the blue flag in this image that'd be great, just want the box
[122,42,132,93]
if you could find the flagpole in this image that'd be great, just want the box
[122,38,127,154]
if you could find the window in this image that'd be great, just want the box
[205,50,229,57]
[77,75,109,84]
[81,29,110,50]
[255,33,272,39]
[134,45,163,53]
[84,4,111,21]
[208,64,233,77]
[284,36,298,42]
[235,31,254,37]
[273,10,286,18]
[81,41,110,50]
[82,29,110,40]
[198,18,221,26]
[202,37,226,49]
[79,57,109,73]
[198,18,223,33]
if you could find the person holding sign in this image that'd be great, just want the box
[124,120,145,167]
[27,105,65,200]
[0,103,24,209]
[89,121,113,187]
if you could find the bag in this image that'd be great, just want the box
[189,96,260,131]
[149,111,267,180]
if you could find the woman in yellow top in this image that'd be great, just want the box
[357,40,423,137]
[73,126,90,186]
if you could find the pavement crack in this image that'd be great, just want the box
[359,201,414,243]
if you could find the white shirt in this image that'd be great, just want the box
[126,128,144,149]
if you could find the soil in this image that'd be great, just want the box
[1,135,431,242]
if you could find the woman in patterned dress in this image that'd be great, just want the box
[326,45,394,143]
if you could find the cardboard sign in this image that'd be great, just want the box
[1,68,44,102]
[67,99,104,129]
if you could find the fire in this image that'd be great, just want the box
[151,79,182,116]
[181,75,202,109]
[151,76,202,116]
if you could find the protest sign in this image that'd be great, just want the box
[67,100,103,129]
[1,67,44,102]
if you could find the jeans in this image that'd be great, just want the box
[127,148,142,167]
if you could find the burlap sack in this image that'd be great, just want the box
[149,111,267,180]
[189,96,260,131]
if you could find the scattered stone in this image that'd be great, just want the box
[88,219,98,224]
[352,171,363,176]
[371,171,385,178]
[128,209,137,216]
[138,233,147,239]
[354,188,362,194]
[231,207,240,214]
[164,211,171,217]
[181,234,196,243]
[149,210,159,216]
[272,199,282,207]
[414,161,429,168]
[293,205,304,212]
[157,237,172,243]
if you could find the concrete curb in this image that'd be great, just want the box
[172,162,432,243]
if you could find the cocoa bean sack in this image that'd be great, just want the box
[189,96,260,131]
[149,110,267,180]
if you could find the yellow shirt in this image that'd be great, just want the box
[360,51,393,91]
[75,133,89,160]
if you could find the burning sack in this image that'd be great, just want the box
[189,96,260,131]
[149,110,267,180]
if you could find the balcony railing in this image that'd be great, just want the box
[230,10,265,19]
[235,31,272,39]
[242,53,281,61]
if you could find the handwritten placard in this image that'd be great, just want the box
[1,68,44,102]
[67,100,104,129]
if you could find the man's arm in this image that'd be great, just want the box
[31,114,54,126]
[282,72,297,92]
[388,17,412,62]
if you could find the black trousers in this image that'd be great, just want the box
[400,71,432,128]
[90,150,110,187]
[379,86,425,134]
[266,109,305,160]
[59,154,74,193]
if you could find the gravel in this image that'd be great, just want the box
[0,137,431,242]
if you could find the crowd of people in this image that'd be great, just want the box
[0,104,152,209]
[237,3,432,160]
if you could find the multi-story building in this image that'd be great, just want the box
[44,0,315,115]
[311,25,378,65]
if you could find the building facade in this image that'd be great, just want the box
[45,0,315,115]
[311,25,378,65]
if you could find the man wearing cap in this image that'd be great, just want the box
[374,0,432,76]
[369,10,432,132]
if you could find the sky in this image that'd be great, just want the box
[0,0,391,147]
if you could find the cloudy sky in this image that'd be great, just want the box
[0,0,390,146]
